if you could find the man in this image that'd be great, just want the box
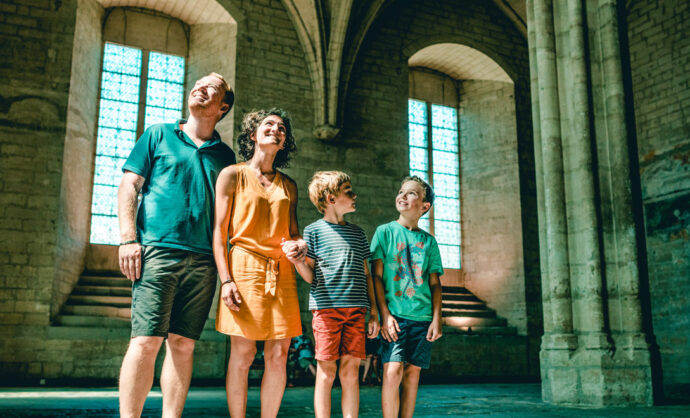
[117,73,236,418]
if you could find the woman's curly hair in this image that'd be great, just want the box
[236,108,297,169]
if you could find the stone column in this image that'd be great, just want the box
[594,0,646,343]
[591,0,653,403]
[526,0,551,336]
[532,0,576,342]
[562,0,608,348]
[527,0,654,406]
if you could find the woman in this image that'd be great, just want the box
[213,108,306,417]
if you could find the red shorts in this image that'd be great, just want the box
[311,307,367,361]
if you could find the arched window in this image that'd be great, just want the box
[89,8,188,245]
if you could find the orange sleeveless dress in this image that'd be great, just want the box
[215,163,302,340]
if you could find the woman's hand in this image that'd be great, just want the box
[294,239,307,260]
[281,238,306,263]
[221,280,242,311]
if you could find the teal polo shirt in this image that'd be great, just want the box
[122,121,236,254]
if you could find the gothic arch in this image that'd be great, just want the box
[403,34,521,84]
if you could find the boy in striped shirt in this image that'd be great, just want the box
[288,171,380,417]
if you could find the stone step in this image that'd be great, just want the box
[63,304,131,319]
[442,308,496,317]
[46,325,132,340]
[54,315,131,328]
[442,316,506,328]
[442,300,485,309]
[68,295,131,308]
[441,286,472,295]
[443,325,518,335]
[442,293,481,302]
[73,285,132,297]
[79,275,130,287]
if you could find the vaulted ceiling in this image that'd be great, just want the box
[409,44,513,83]
[96,0,235,24]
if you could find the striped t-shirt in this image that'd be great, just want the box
[304,219,372,310]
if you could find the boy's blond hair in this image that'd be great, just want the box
[308,171,351,214]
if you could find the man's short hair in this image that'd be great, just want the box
[308,171,352,214]
[402,175,435,208]
[208,72,234,120]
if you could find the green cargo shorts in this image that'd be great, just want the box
[131,246,217,340]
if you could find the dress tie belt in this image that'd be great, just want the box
[232,245,280,296]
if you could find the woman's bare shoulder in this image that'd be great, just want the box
[218,163,243,191]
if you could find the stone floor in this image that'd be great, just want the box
[0,383,688,417]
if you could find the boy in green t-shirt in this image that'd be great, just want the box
[370,176,444,418]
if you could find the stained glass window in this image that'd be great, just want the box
[144,52,185,129]
[408,100,461,269]
[90,43,185,245]
[408,99,431,232]
[90,44,141,245]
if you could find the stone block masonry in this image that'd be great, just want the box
[628,0,690,402]
[0,0,79,333]
[458,80,527,336]
[52,0,104,321]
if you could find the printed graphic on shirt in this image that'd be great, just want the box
[370,221,443,321]
[393,241,427,299]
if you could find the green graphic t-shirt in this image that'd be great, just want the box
[370,221,444,321]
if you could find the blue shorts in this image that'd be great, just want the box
[381,315,433,369]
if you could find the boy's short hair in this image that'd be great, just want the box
[402,175,435,208]
[308,171,352,214]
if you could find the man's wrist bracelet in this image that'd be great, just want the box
[120,240,138,246]
[221,279,234,287]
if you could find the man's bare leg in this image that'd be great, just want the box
[381,362,404,418]
[226,336,257,417]
[160,333,196,417]
[261,338,291,417]
[339,355,361,418]
[400,364,422,418]
[119,336,164,418]
[314,360,337,417]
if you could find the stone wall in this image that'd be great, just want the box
[458,80,526,335]
[0,0,79,332]
[628,0,690,401]
[186,21,237,144]
[52,0,104,319]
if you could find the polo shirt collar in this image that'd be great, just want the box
[175,119,222,149]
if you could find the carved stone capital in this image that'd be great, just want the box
[313,123,340,142]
